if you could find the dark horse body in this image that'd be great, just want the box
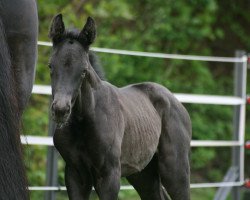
[0,0,38,199]
[49,14,191,200]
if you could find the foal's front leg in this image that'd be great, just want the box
[94,163,121,200]
[65,164,92,200]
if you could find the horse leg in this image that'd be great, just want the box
[54,127,93,200]
[93,162,120,200]
[65,164,92,200]
[158,113,191,200]
[5,0,38,113]
[126,155,168,200]
[8,35,37,113]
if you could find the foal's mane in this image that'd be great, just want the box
[64,29,81,42]
[88,51,105,81]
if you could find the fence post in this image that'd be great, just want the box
[232,50,247,200]
[45,102,58,200]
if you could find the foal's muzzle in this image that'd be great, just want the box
[51,100,71,124]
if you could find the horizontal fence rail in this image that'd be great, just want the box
[32,85,245,106]
[20,135,242,147]
[28,181,244,191]
[38,41,247,63]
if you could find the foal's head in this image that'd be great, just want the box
[48,14,96,124]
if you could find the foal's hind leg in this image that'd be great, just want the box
[126,156,168,200]
[158,113,191,200]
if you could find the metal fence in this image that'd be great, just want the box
[22,42,248,200]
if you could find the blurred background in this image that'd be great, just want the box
[23,0,250,199]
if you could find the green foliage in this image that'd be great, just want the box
[22,0,250,199]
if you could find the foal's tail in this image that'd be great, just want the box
[0,17,29,200]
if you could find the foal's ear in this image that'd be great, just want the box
[49,14,65,43]
[79,17,96,46]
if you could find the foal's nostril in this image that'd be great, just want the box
[51,102,56,111]
[66,104,70,114]
[64,104,70,115]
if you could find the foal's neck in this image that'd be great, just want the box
[74,64,101,120]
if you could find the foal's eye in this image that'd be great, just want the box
[48,64,52,69]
